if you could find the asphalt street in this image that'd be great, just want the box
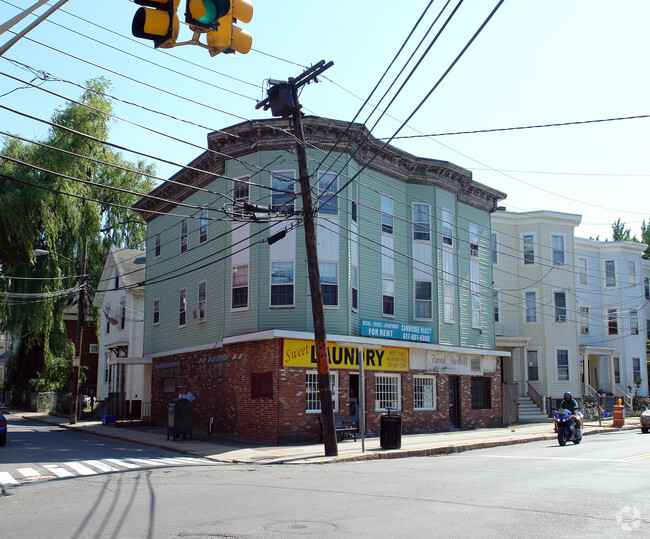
[1,414,648,538]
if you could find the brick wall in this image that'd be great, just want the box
[152,341,503,445]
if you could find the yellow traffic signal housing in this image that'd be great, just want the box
[205,0,253,56]
[132,0,180,49]
[185,0,230,31]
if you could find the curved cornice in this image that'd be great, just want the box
[134,116,506,221]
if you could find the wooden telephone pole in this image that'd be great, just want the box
[257,61,338,456]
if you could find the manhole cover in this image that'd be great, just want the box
[264,521,337,535]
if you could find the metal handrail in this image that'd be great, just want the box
[614,384,633,408]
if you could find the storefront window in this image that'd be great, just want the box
[375,374,400,411]
[305,371,338,413]
[413,375,436,410]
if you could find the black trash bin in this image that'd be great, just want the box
[167,398,192,440]
[380,409,402,449]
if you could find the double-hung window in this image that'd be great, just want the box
[556,349,569,381]
[441,210,453,246]
[633,358,642,384]
[645,277,650,300]
[317,172,338,215]
[381,195,394,234]
[179,289,187,327]
[199,209,208,244]
[580,306,589,334]
[120,299,126,330]
[469,223,479,257]
[551,234,565,265]
[614,357,621,384]
[153,299,160,325]
[554,291,567,323]
[630,309,639,335]
[605,260,616,287]
[412,203,430,241]
[197,281,207,321]
[382,277,394,316]
[155,233,161,258]
[527,350,539,381]
[351,265,359,311]
[180,218,188,254]
[491,232,498,264]
[414,280,432,319]
[525,291,537,323]
[470,224,480,328]
[578,257,588,285]
[607,308,618,335]
[627,261,636,286]
[493,290,500,322]
[232,264,249,309]
[271,171,295,213]
[271,262,294,306]
[523,234,535,264]
[320,262,338,307]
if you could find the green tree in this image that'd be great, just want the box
[0,77,155,391]
[611,218,638,242]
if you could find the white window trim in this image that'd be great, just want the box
[491,231,499,266]
[412,203,431,242]
[577,257,588,286]
[89,343,98,354]
[180,218,188,255]
[270,260,295,308]
[604,259,616,288]
[317,170,339,217]
[270,170,296,213]
[154,233,162,259]
[469,223,479,258]
[553,289,568,323]
[305,370,338,413]
[441,209,454,247]
[413,279,433,321]
[320,261,339,309]
[381,194,394,236]
[523,289,539,324]
[179,288,187,328]
[196,280,207,323]
[550,232,566,266]
[555,347,571,382]
[606,306,619,335]
[199,209,209,245]
[522,232,536,266]
[527,348,541,383]
[374,373,401,412]
[153,298,160,326]
[579,305,590,335]
[231,263,249,312]
[413,374,437,410]
[627,261,637,286]
[234,175,250,203]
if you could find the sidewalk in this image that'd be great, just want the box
[14,409,640,465]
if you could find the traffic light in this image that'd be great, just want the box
[185,0,230,30]
[201,0,253,56]
[132,0,180,49]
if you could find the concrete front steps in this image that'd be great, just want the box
[518,395,549,423]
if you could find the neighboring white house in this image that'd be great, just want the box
[643,258,650,373]
[94,248,151,418]
[491,210,583,412]
[574,238,649,399]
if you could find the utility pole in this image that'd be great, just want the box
[257,61,338,456]
[70,235,87,425]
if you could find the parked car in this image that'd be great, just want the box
[0,411,7,446]
[640,409,650,434]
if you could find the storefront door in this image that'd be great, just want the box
[449,376,461,428]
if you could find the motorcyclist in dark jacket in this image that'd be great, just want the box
[558,391,581,429]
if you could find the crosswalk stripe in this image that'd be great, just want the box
[65,462,97,476]
[43,464,75,478]
[127,458,166,467]
[17,468,42,479]
[104,458,141,469]
[173,457,207,464]
[0,471,20,486]
[83,460,119,472]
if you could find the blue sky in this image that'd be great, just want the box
[1,0,648,240]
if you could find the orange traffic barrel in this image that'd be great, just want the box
[613,404,625,427]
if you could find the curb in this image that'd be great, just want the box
[20,413,640,465]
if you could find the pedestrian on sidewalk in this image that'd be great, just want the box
[178,385,195,402]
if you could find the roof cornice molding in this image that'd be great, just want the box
[134,116,506,221]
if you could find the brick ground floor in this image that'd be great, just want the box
[151,331,505,445]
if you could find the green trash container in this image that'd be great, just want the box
[380,409,402,449]
[167,398,192,440]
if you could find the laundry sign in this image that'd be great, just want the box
[282,339,409,372]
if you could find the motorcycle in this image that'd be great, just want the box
[554,408,583,446]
